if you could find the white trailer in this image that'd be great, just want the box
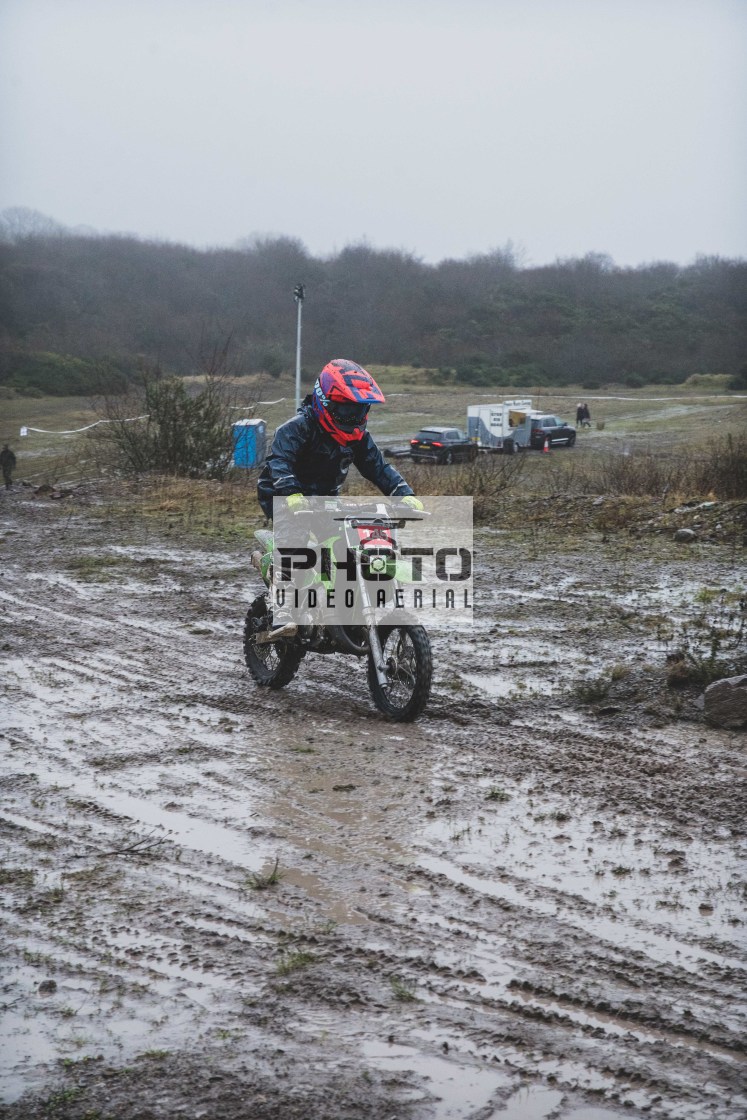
[466,399,534,453]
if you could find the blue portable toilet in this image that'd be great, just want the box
[232,419,267,468]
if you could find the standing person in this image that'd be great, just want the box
[0,443,16,490]
[575,402,584,426]
[257,359,422,519]
[581,402,592,428]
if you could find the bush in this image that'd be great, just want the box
[657,369,689,385]
[680,372,732,392]
[90,365,247,479]
[259,348,288,378]
[690,433,747,500]
[502,364,545,386]
[0,350,131,396]
[430,367,455,384]
[454,360,496,386]
[400,454,527,521]
[728,364,747,391]
[664,590,747,688]
[535,436,747,502]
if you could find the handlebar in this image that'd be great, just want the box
[287,499,429,520]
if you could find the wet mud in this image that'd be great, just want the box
[0,487,745,1119]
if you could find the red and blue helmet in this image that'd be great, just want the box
[311,359,385,445]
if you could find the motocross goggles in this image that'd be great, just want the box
[328,401,371,429]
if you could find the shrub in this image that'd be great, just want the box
[607,450,691,496]
[259,348,288,378]
[90,364,248,479]
[454,360,496,386]
[728,364,747,391]
[689,433,747,500]
[430,367,455,384]
[665,590,746,688]
[0,350,131,396]
[427,454,527,520]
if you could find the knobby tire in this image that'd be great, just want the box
[243,596,304,689]
[367,625,432,722]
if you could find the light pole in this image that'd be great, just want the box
[294,284,305,410]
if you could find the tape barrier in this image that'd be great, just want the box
[229,398,287,409]
[20,398,289,436]
[20,416,149,437]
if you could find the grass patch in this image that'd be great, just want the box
[390,976,419,1002]
[665,588,747,688]
[276,950,315,976]
[0,396,101,485]
[66,554,124,581]
[96,475,262,542]
[0,868,35,887]
[573,676,612,704]
[42,1087,82,1111]
[485,786,511,803]
[245,857,283,890]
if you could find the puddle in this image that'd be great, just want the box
[108,543,241,567]
[462,670,558,697]
[502,1087,649,1119]
[0,761,269,870]
[361,1040,509,1116]
[560,1111,636,1120]
[359,1049,636,1119]
[494,1086,564,1119]
[0,958,214,1103]
[422,784,747,945]
[418,852,744,977]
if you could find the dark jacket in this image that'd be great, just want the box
[257,398,413,518]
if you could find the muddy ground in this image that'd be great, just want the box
[0,483,745,1120]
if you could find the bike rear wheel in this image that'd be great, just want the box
[243,595,304,689]
[367,625,432,721]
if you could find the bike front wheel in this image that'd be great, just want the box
[367,625,432,722]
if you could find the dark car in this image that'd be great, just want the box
[410,427,478,465]
[528,414,576,450]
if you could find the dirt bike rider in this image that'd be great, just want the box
[257,358,423,520]
[255,360,422,633]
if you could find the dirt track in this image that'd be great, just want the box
[1,484,745,1120]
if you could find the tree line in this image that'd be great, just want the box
[1,207,745,396]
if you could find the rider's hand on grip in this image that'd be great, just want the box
[286,493,310,513]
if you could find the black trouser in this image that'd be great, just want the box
[2,469,12,489]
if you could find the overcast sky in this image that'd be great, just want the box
[1,0,745,267]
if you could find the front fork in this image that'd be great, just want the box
[366,623,389,688]
[359,579,389,688]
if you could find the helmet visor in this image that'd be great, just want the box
[328,401,371,429]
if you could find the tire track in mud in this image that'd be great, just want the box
[2,499,746,1118]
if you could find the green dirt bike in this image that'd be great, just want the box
[243,501,433,722]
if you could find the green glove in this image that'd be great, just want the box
[401,495,424,511]
[286,492,310,512]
